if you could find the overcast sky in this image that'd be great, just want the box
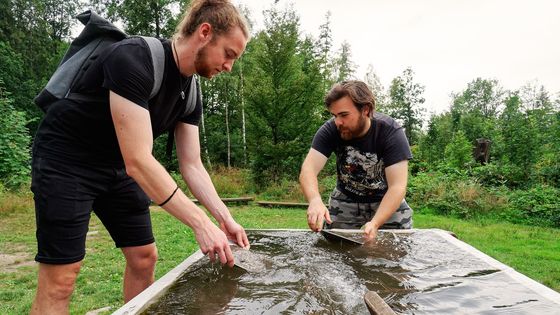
[234,0,560,114]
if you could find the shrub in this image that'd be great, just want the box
[443,130,472,169]
[0,85,31,190]
[471,162,508,187]
[258,178,305,202]
[506,186,560,227]
[408,171,508,219]
[171,166,255,198]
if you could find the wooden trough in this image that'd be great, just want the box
[256,200,308,208]
[112,229,560,315]
[190,196,254,205]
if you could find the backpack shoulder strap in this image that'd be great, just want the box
[165,75,201,162]
[184,75,198,116]
[139,36,165,99]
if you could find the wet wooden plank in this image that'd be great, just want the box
[364,291,396,315]
[256,201,308,208]
[190,196,254,205]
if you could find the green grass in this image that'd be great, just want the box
[1,203,559,314]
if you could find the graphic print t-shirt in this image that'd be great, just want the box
[311,113,412,203]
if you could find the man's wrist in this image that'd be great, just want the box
[309,196,323,204]
[369,219,381,229]
[216,210,234,225]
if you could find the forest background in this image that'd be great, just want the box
[1,1,559,312]
[1,0,559,230]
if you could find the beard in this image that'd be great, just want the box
[338,115,368,140]
[194,45,215,78]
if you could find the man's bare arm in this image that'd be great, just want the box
[364,160,408,240]
[110,92,234,265]
[299,148,330,231]
[175,122,249,248]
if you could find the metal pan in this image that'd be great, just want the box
[321,229,364,245]
[229,242,268,273]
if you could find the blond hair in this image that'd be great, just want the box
[174,0,250,40]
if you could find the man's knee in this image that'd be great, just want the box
[124,244,158,271]
[38,262,81,300]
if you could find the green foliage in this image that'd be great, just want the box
[386,68,425,145]
[451,78,504,118]
[444,130,472,169]
[257,178,305,202]
[416,113,453,167]
[332,41,355,82]
[532,112,560,187]
[152,132,179,172]
[418,76,558,193]
[200,59,248,169]
[447,78,502,157]
[470,162,508,187]
[90,0,190,38]
[243,6,325,187]
[0,86,31,189]
[408,171,508,219]
[1,0,75,135]
[505,186,560,227]
[498,93,537,184]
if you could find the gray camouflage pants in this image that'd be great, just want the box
[326,188,413,229]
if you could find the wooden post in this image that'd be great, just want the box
[364,291,396,315]
[474,138,492,164]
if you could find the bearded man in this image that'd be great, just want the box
[30,1,251,313]
[299,80,413,241]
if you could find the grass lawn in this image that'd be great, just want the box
[1,204,559,314]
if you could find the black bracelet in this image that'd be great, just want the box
[158,186,179,207]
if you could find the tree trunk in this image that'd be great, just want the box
[240,61,247,166]
[198,77,212,168]
[225,80,231,168]
[226,99,231,168]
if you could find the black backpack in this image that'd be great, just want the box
[34,10,167,112]
[35,10,200,159]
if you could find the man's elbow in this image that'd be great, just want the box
[388,184,407,199]
[299,167,309,185]
[178,157,203,175]
[123,154,150,179]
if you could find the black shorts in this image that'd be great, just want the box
[31,156,155,264]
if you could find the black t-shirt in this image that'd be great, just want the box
[312,113,413,202]
[33,37,201,166]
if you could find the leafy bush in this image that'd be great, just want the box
[505,186,560,227]
[0,85,31,189]
[471,162,509,187]
[533,153,560,187]
[408,171,508,219]
[258,178,305,202]
[171,166,255,198]
[444,130,473,169]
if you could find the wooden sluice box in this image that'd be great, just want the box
[113,229,560,314]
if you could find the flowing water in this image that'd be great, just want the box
[142,230,559,314]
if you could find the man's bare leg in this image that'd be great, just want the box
[30,261,81,315]
[121,243,158,302]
